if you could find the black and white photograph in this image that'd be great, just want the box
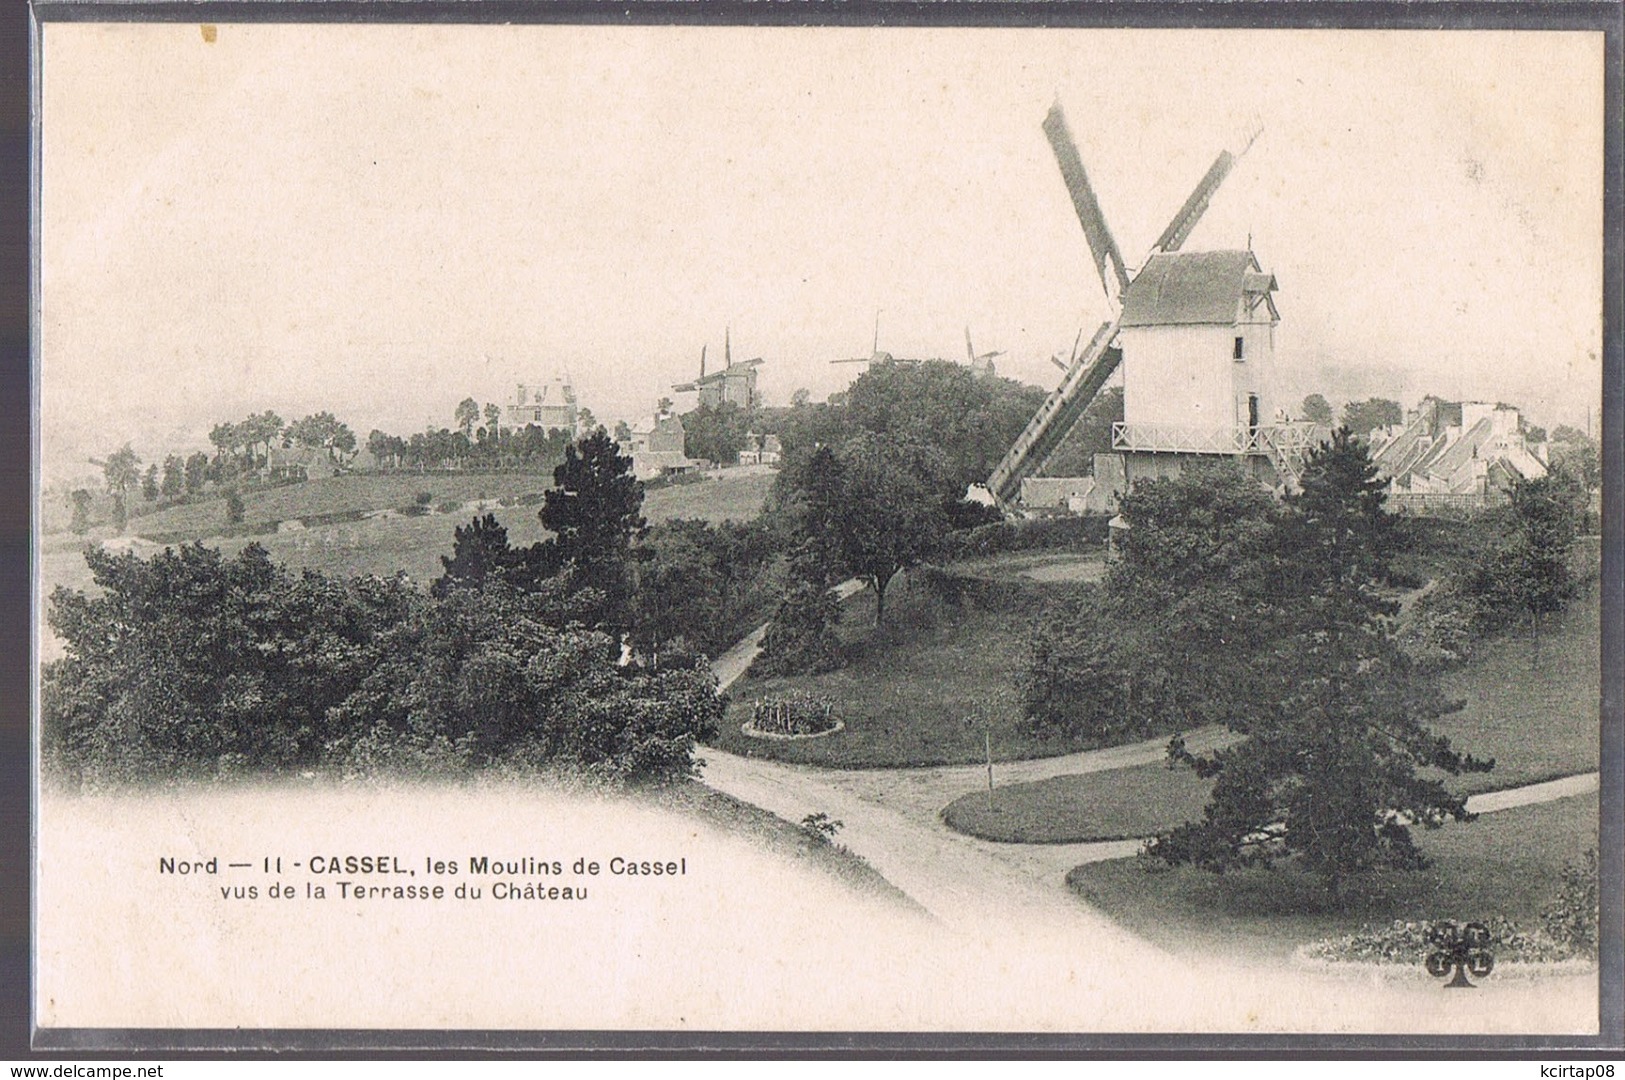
[29,18,1612,1043]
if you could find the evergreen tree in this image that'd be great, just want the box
[538,430,647,628]
[1138,438,1492,904]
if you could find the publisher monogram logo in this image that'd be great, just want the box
[1424,920,1495,988]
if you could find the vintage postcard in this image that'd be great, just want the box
[31,18,1611,1046]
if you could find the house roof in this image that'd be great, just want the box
[1120,250,1275,327]
[1422,418,1494,481]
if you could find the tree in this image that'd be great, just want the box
[538,430,647,627]
[41,543,400,779]
[484,403,502,438]
[613,420,632,443]
[789,433,953,626]
[1022,462,1285,740]
[629,518,780,662]
[140,463,160,503]
[208,422,240,463]
[1144,438,1491,904]
[577,407,598,434]
[224,489,245,525]
[1284,426,1397,588]
[184,452,210,495]
[367,430,406,469]
[1549,425,1600,492]
[69,489,92,535]
[454,397,481,440]
[1465,469,1583,659]
[682,401,750,465]
[288,412,357,460]
[1341,397,1403,436]
[160,455,185,501]
[757,541,844,675]
[790,388,811,407]
[102,444,140,502]
[1300,393,1334,426]
[841,359,1047,493]
[431,513,560,598]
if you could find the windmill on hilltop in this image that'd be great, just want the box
[984,103,1320,511]
[673,327,763,412]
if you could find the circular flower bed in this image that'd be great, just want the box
[741,692,844,741]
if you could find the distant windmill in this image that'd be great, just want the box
[831,310,910,367]
[1045,327,1085,373]
[673,326,764,410]
[964,327,1005,377]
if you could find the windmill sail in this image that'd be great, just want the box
[1151,122,1260,254]
[1043,104,1130,300]
[986,320,1122,505]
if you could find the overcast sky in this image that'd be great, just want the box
[38,24,1605,483]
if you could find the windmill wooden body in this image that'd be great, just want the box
[985,105,1318,510]
[674,328,764,411]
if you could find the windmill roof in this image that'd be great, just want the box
[1120,250,1272,327]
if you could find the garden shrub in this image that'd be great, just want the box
[1542,848,1599,959]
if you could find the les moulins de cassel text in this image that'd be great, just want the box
[158,854,687,902]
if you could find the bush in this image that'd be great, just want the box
[224,489,245,525]
[937,514,1109,561]
[1019,589,1169,744]
[642,470,708,492]
[1542,848,1599,959]
[1394,584,1478,671]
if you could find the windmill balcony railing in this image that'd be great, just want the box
[1112,421,1321,457]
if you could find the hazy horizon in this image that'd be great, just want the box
[38,25,1606,488]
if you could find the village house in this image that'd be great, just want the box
[504,376,579,434]
[265,445,338,482]
[1370,399,1548,510]
[737,432,782,467]
[617,410,700,481]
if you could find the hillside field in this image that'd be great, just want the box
[37,469,778,646]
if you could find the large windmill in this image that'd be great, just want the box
[985,104,1315,510]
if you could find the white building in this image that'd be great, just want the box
[1093,249,1322,495]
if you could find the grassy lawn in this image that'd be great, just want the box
[943,762,1213,842]
[940,582,1600,843]
[1065,791,1598,963]
[1430,584,1601,795]
[944,550,1105,585]
[711,572,1098,768]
